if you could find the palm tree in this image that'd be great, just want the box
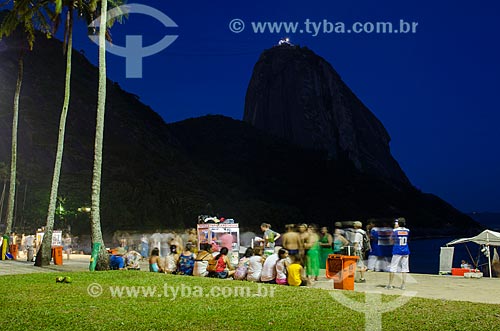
[89,0,109,270]
[32,0,123,267]
[3,46,22,237]
[37,0,73,266]
[0,1,52,237]
[87,0,125,270]
[37,0,96,267]
[36,0,124,267]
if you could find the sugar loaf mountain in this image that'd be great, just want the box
[0,32,479,237]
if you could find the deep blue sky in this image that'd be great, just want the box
[56,1,500,213]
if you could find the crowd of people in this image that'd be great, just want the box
[141,219,411,289]
[0,230,75,261]
[148,241,312,287]
[3,218,410,289]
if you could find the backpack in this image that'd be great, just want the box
[234,258,250,280]
[267,231,275,243]
[234,264,248,280]
[347,229,371,254]
[178,253,195,275]
[195,251,212,261]
[207,257,218,273]
[361,232,371,254]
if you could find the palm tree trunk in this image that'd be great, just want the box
[12,178,20,230]
[90,0,109,270]
[36,11,74,267]
[19,181,28,231]
[4,54,23,235]
[0,181,6,225]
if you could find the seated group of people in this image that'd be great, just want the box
[231,247,308,286]
[109,248,142,270]
[148,243,197,275]
[149,243,309,286]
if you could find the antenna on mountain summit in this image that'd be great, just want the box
[278,37,292,46]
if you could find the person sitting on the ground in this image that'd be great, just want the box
[211,247,235,279]
[193,243,213,277]
[210,240,220,253]
[165,245,180,274]
[247,251,265,282]
[234,247,254,280]
[149,247,162,272]
[125,250,142,270]
[177,243,196,275]
[287,254,308,286]
[275,248,290,285]
[261,248,281,283]
[109,247,127,270]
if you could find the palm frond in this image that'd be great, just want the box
[0,0,53,49]
[54,0,62,14]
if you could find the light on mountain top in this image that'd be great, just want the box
[278,37,292,46]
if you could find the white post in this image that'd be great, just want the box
[486,232,492,278]
[486,243,492,279]
[488,248,492,279]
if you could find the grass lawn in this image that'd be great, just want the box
[0,271,499,330]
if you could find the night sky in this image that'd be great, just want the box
[14,1,500,213]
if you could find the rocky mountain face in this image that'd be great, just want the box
[0,30,480,237]
[0,34,202,232]
[169,115,480,237]
[244,45,409,186]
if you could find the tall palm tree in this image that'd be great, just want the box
[0,0,52,237]
[88,0,124,270]
[35,0,123,267]
[35,0,123,266]
[37,0,72,266]
[90,0,109,270]
[37,0,96,266]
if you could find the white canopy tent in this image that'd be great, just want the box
[446,230,500,278]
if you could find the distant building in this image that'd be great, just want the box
[278,37,292,46]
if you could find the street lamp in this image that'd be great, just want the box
[77,207,91,213]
